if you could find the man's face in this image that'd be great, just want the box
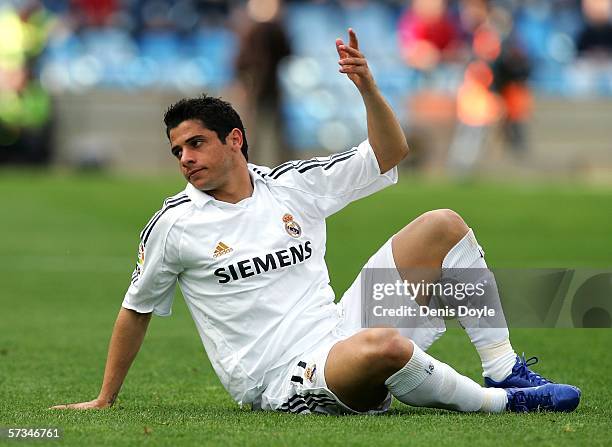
[169,119,237,191]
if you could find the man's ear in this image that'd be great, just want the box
[228,128,243,153]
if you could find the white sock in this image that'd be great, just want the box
[385,343,507,413]
[441,229,517,381]
[478,339,518,382]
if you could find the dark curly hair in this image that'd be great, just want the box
[164,94,248,161]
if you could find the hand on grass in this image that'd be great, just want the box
[49,398,111,410]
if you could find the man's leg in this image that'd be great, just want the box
[324,328,508,413]
[391,209,518,382]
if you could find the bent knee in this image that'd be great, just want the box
[419,209,468,243]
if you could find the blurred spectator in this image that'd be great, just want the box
[457,0,500,61]
[447,0,533,173]
[71,0,117,28]
[577,0,612,58]
[567,0,612,97]
[492,28,533,154]
[398,0,464,170]
[0,0,53,164]
[398,0,463,72]
[233,0,291,167]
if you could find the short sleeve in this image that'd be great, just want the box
[122,214,183,317]
[264,140,397,218]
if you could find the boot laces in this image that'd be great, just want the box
[515,353,550,386]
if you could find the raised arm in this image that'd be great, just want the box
[50,307,151,409]
[336,28,409,173]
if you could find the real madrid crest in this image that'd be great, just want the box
[283,213,301,238]
[137,242,145,266]
[304,363,317,382]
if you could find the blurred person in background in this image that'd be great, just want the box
[576,0,612,57]
[491,17,532,156]
[569,0,612,97]
[398,0,464,73]
[397,0,464,171]
[71,0,118,27]
[0,0,53,164]
[448,0,532,173]
[233,0,291,167]
[447,0,501,173]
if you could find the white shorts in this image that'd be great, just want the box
[254,237,446,414]
[254,238,400,415]
[254,329,392,415]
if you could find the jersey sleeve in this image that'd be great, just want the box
[266,140,398,218]
[122,212,183,317]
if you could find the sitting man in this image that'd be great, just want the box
[52,29,580,415]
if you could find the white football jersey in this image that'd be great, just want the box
[122,140,397,404]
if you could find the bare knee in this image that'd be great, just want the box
[392,209,470,271]
[361,329,413,374]
[417,209,469,250]
[419,209,468,244]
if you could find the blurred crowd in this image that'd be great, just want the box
[1,0,611,167]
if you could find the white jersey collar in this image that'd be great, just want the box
[184,167,266,208]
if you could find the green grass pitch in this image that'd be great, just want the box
[0,170,610,446]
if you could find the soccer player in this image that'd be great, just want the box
[52,29,580,414]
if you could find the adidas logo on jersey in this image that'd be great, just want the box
[213,241,233,258]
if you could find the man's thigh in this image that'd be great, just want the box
[336,229,446,351]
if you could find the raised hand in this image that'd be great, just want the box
[336,28,376,94]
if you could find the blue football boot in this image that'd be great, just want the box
[506,384,581,413]
[485,354,552,388]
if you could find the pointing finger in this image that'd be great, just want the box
[348,28,359,50]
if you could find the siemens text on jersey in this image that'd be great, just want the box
[214,241,313,283]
